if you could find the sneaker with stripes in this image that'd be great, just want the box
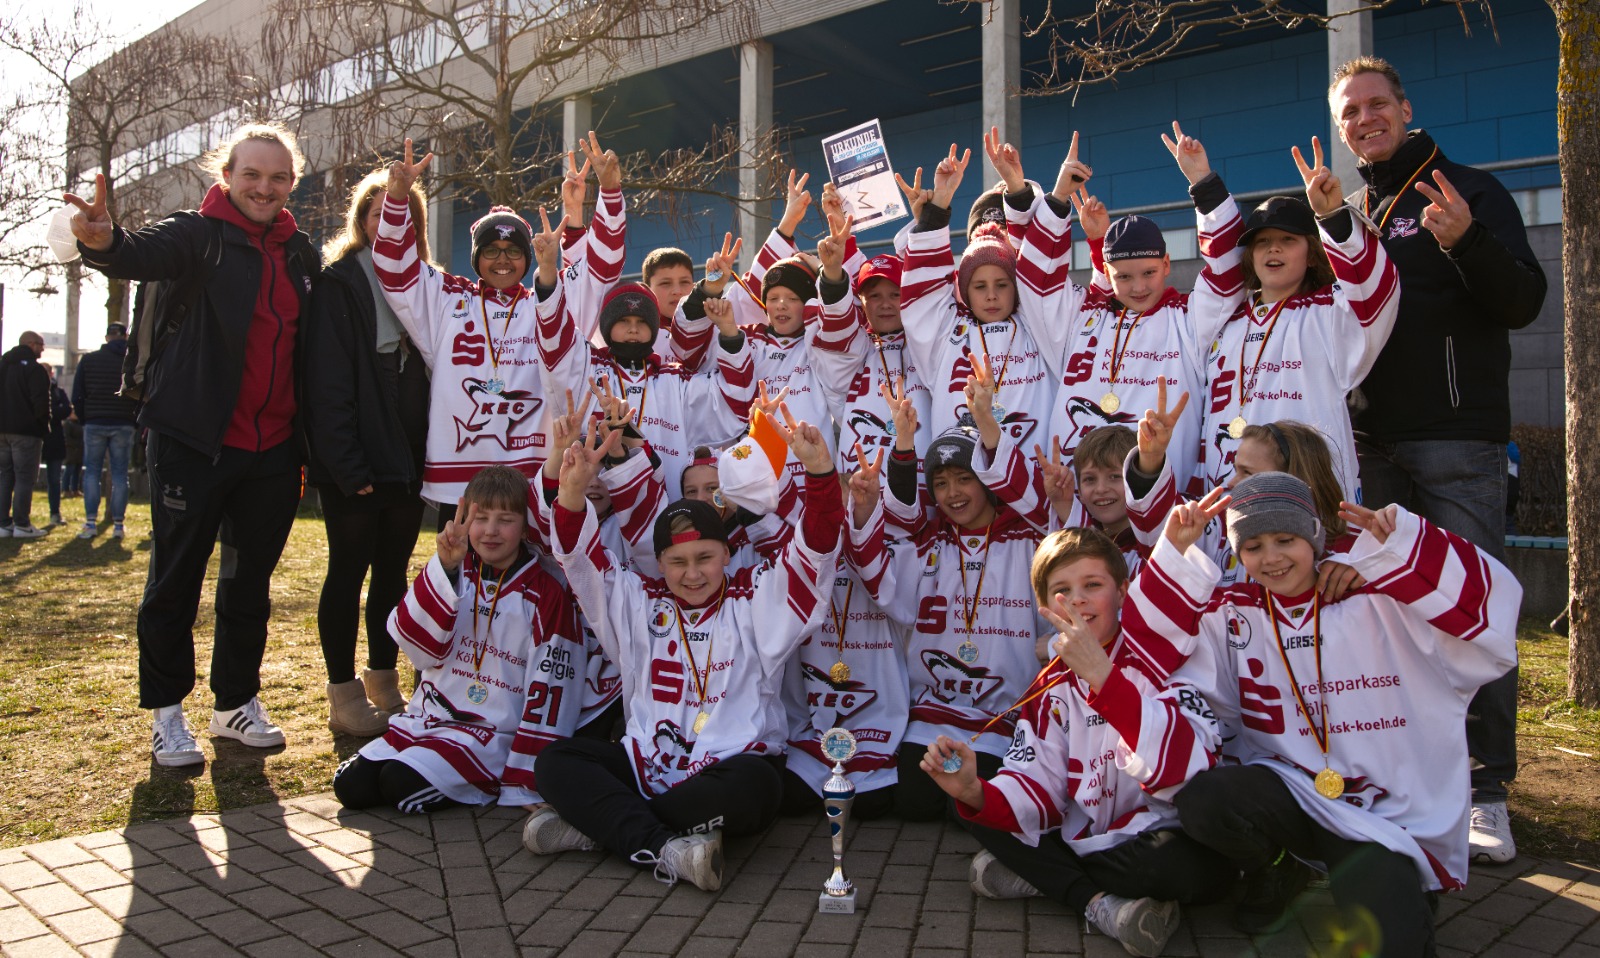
[151,705,205,767]
[209,697,286,747]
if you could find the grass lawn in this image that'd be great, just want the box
[0,498,1596,863]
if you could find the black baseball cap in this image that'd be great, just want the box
[1238,196,1318,247]
[652,498,729,556]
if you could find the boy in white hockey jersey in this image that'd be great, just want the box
[1132,474,1519,954]
[334,466,603,814]
[526,406,846,891]
[920,528,1234,957]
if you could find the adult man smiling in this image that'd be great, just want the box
[1329,56,1546,863]
[67,123,320,766]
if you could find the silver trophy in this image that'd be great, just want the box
[818,727,858,914]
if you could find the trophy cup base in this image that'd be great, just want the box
[818,888,857,914]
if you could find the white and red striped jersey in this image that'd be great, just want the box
[371,553,608,807]
[1124,508,1520,890]
[861,437,1052,757]
[899,224,1056,448]
[371,189,626,502]
[548,475,844,796]
[783,500,911,797]
[1015,196,1246,498]
[957,641,1219,854]
[1196,214,1399,499]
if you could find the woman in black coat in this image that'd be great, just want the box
[41,364,72,527]
[303,170,432,736]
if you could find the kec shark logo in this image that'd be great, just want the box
[845,410,894,447]
[1063,396,1137,440]
[453,378,544,452]
[801,662,879,725]
[650,719,692,770]
[416,681,496,745]
[919,649,1003,705]
[1387,217,1420,240]
[496,224,515,240]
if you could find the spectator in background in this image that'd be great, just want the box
[40,363,72,527]
[73,323,140,541]
[1330,56,1547,863]
[0,330,50,539]
[63,417,83,499]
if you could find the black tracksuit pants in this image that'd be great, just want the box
[535,737,784,863]
[1176,763,1438,957]
[137,432,301,710]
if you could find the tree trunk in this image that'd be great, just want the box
[1557,0,1600,706]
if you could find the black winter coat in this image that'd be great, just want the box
[0,344,49,437]
[303,253,429,496]
[71,339,139,425]
[78,210,319,457]
[42,385,71,460]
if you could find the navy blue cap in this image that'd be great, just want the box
[1103,215,1167,262]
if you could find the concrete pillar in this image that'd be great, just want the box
[563,95,593,153]
[1326,0,1374,194]
[739,40,774,271]
[982,0,1022,154]
[64,262,80,376]
[426,154,453,273]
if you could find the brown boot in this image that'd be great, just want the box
[327,680,389,737]
[362,668,407,716]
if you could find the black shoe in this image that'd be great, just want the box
[1234,856,1314,936]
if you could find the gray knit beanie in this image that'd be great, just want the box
[1225,472,1325,555]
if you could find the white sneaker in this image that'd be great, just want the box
[1469,801,1517,863]
[209,697,286,747]
[49,514,62,526]
[631,831,723,891]
[112,523,125,540]
[1085,892,1180,958]
[970,850,1041,899]
[0,526,10,537]
[151,706,205,767]
[10,525,47,539]
[77,523,96,540]
[522,806,596,854]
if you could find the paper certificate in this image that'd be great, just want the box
[821,119,906,233]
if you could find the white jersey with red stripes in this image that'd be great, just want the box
[548,479,843,795]
[371,189,626,502]
[370,553,605,806]
[899,224,1056,449]
[957,641,1219,855]
[1197,215,1399,499]
[1123,509,1520,890]
[1014,197,1246,498]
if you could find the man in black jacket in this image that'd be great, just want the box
[67,122,321,768]
[1331,56,1547,864]
[71,323,141,541]
[0,330,50,538]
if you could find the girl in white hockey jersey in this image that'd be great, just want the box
[371,135,624,516]
[899,144,1056,449]
[920,528,1234,957]
[334,467,604,814]
[1130,474,1519,955]
[525,405,846,892]
[1195,138,1400,499]
[853,360,1052,820]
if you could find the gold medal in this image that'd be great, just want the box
[1100,391,1121,414]
[693,711,709,734]
[829,661,851,683]
[1315,767,1345,800]
[1228,415,1247,440]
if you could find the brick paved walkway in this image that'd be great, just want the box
[0,794,1595,957]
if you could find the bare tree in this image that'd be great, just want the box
[961,0,1492,96]
[1554,0,1600,705]
[0,6,236,327]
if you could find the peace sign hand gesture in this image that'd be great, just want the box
[580,130,622,191]
[387,137,434,201]
[63,173,114,252]
[1162,486,1230,554]
[931,143,972,210]
[1292,136,1343,217]
[437,498,476,572]
[702,232,742,296]
[1051,131,1092,201]
[1413,170,1472,250]
[894,167,932,222]
[1034,437,1076,525]
[779,170,812,236]
[561,150,591,226]
[533,208,571,286]
[1066,188,1109,241]
[984,126,1026,194]
[556,424,622,511]
[1136,378,1189,475]
[772,402,832,474]
[879,376,919,452]
[848,442,885,526]
[589,376,633,430]
[1161,121,1212,186]
[751,381,790,422]
[817,211,854,281]
[1338,500,1399,545]
[1041,593,1115,690]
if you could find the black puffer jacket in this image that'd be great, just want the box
[71,339,139,425]
[0,344,48,437]
[1349,131,1548,444]
[303,253,429,496]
